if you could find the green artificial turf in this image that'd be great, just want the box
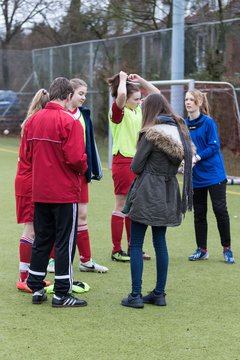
[0,136,240,360]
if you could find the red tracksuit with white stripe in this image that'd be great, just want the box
[26,102,87,296]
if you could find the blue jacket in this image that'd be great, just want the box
[80,106,103,183]
[185,113,226,188]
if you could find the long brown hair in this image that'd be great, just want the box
[21,89,49,135]
[107,73,140,98]
[141,93,193,213]
[187,89,210,116]
[140,93,190,143]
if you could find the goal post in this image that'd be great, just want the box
[108,79,240,182]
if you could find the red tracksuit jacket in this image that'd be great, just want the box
[24,102,87,203]
[15,135,32,197]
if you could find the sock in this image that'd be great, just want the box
[111,211,125,253]
[200,248,207,252]
[224,246,230,251]
[19,236,34,282]
[125,215,131,249]
[49,246,55,259]
[76,224,91,263]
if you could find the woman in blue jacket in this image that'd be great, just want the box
[185,89,235,263]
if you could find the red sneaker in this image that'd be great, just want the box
[17,280,51,292]
[16,281,32,293]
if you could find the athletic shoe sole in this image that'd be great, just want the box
[52,299,87,308]
[79,265,108,273]
[111,256,130,262]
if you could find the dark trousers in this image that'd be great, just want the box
[130,221,168,295]
[193,181,231,249]
[27,202,78,297]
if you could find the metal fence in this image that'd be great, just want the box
[149,81,240,177]
[0,18,240,176]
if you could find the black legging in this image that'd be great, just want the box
[193,180,231,249]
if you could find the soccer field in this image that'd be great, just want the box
[0,136,240,360]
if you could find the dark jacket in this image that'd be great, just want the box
[80,106,103,183]
[127,121,185,227]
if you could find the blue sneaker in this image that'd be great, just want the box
[188,248,209,261]
[223,248,235,264]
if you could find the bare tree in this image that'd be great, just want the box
[186,0,227,80]
[0,0,68,87]
[106,0,173,33]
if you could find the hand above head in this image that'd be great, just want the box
[119,71,128,82]
[128,74,142,83]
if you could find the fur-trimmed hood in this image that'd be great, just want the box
[143,123,184,161]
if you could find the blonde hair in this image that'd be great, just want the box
[21,89,49,135]
[187,89,210,116]
[70,78,88,91]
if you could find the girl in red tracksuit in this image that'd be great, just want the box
[15,89,50,292]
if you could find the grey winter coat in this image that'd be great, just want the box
[128,122,185,227]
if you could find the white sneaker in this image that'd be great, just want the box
[79,259,108,273]
[47,258,55,273]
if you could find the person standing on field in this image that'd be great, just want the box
[15,89,51,293]
[121,93,194,309]
[47,78,108,274]
[185,89,235,264]
[26,77,88,307]
[108,71,160,262]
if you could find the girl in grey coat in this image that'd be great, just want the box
[121,93,194,309]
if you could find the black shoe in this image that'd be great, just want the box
[32,288,47,304]
[143,291,166,306]
[52,294,87,308]
[121,293,144,308]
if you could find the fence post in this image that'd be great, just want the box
[141,35,146,78]
[49,48,53,83]
[171,0,185,116]
[69,45,72,78]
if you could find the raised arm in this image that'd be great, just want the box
[116,71,128,109]
[128,74,160,95]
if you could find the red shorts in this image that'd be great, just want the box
[112,156,136,195]
[16,195,34,224]
[79,175,89,203]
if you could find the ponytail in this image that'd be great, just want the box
[200,92,210,116]
[21,89,49,135]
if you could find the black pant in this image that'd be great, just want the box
[27,202,78,297]
[193,181,231,249]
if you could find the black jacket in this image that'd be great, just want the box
[80,106,103,183]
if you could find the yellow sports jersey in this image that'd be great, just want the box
[109,105,142,157]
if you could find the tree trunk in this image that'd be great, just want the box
[1,42,10,89]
